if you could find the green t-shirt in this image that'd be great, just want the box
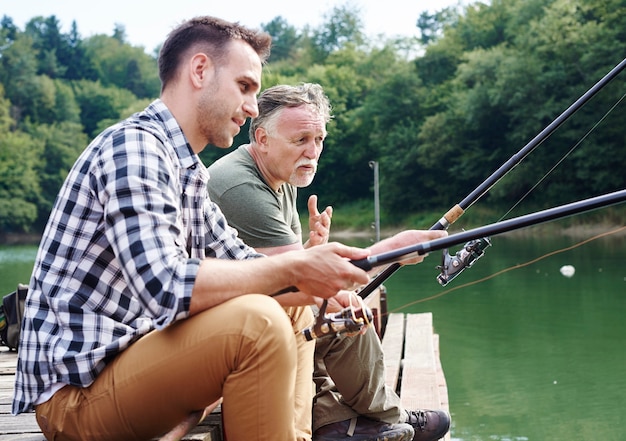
[207,145,302,249]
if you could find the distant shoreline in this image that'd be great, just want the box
[2,223,625,247]
[0,233,42,246]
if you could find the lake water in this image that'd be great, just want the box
[1,229,625,441]
[379,229,626,441]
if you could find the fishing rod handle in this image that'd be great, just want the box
[430,204,465,230]
[351,257,374,271]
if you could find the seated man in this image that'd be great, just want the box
[12,18,377,441]
[208,83,451,441]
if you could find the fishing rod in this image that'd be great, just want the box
[302,189,626,339]
[282,58,626,340]
[355,56,626,298]
[351,189,626,271]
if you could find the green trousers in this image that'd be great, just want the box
[312,325,403,432]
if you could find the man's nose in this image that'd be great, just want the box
[243,97,259,118]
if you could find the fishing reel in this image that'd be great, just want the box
[436,237,492,286]
[302,299,373,341]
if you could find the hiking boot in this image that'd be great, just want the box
[314,416,415,441]
[405,409,451,441]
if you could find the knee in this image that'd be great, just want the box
[233,295,295,347]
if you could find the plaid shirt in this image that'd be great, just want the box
[13,99,262,414]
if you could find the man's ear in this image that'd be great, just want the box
[255,127,270,152]
[189,53,214,89]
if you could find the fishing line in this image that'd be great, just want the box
[388,225,626,313]
[499,90,626,222]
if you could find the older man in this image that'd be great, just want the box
[208,83,451,441]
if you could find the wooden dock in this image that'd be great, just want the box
[0,311,449,440]
[382,312,450,441]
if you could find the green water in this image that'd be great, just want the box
[0,245,37,295]
[1,232,625,440]
[381,232,626,441]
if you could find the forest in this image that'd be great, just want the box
[1,0,625,238]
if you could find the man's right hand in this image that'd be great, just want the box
[305,195,332,249]
[279,242,370,303]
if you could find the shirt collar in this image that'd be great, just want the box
[143,99,202,172]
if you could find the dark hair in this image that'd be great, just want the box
[250,83,333,140]
[158,16,272,92]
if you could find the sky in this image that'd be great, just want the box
[2,0,463,53]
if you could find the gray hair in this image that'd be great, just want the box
[249,83,333,141]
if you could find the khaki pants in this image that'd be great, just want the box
[35,295,315,441]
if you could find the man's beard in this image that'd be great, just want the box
[197,84,234,148]
[289,159,317,187]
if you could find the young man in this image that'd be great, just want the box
[12,18,378,441]
[207,83,451,441]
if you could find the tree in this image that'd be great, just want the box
[306,3,366,63]
[1,3,625,236]
[58,21,98,81]
[0,33,51,125]
[25,121,87,223]
[0,15,18,42]
[416,6,459,45]
[24,16,69,78]
[73,79,139,137]
[83,34,159,99]
[112,23,127,43]
[0,130,43,233]
[262,16,300,62]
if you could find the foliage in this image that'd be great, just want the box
[262,16,301,62]
[0,129,43,232]
[1,0,625,238]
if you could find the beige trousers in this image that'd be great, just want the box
[35,295,315,441]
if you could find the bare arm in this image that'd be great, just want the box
[367,229,448,267]
[189,242,371,315]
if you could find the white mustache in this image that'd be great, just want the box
[295,160,317,170]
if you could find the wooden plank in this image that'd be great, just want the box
[400,313,440,411]
[0,435,46,441]
[403,313,436,370]
[380,313,405,392]
[0,347,221,440]
[399,313,450,441]
[433,334,449,410]
[0,349,29,437]
[0,365,41,436]
[0,413,42,435]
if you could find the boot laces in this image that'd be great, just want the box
[407,410,427,431]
